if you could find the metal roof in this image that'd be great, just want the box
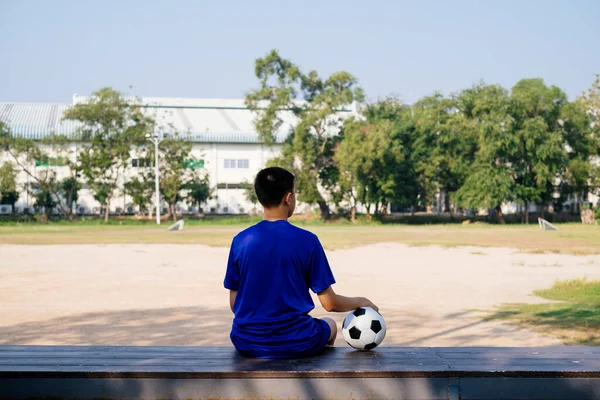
[0,98,355,144]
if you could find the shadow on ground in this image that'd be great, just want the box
[0,307,549,347]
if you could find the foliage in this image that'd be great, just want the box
[29,180,57,216]
[147,134,209,222]
[246,49,364,219]
[0,161,19,207]
[240,180,259,214]
[1,121,79,217]
[63,87,152,222]
[336,100,414,220]
[453,81,570,223]
[124,176,153,215]
[184,175,211,212]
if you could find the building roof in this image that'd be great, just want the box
[0,96,355,144]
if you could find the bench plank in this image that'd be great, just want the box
[1,346,599,400]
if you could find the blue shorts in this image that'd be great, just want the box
[232,317,331,359]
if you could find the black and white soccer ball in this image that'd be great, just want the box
[342,307,386,350]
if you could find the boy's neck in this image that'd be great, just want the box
[263,206,289,222]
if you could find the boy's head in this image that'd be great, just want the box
[254,167,296,217]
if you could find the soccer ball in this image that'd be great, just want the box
[342,307,386,350]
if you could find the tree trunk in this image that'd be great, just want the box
[578,193,584,217]
[351,204,356,223]
[444,192,450,214]
[494,206,505,224]
[410,205,415,216]
[104,198,111,222]
[524,201,529,224]
[317,199,330,220]
[171,204,177,223]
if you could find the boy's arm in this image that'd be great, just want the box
[229,290,237,313]
[317,286,378,313]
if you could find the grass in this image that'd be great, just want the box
[487,278,600,345]
[0,220,598,253]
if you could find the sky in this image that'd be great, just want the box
[1,0,599,104]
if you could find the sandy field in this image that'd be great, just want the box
[1,243,599,347]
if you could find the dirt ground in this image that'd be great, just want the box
[1,243,599,347]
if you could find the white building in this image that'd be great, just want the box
[0,96,355,215]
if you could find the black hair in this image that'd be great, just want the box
[254,167,295,208]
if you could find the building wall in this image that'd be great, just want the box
[4,142,283,215]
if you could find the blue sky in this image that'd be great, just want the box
[1,0,598,103]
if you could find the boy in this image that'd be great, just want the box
[224,167,378,359]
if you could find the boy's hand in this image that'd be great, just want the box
[363,298,379,313]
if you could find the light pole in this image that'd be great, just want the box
[146,130,165,225]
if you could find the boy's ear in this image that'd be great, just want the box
[283,192,293,205]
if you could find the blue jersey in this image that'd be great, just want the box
[224,220,336,358]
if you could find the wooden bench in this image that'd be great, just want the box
[1,345,599,399]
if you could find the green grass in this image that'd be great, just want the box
[0,220,599,253]
[487,278,600,345]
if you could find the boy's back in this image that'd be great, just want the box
[224,166,377,359]
[224,219,335,358]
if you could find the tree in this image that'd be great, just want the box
[453,81,568,224]
[1,121,80,218]
[63,88,152,222]
[59,177,81,216]
[509,79,568,223]
[154,136,192,222]
[29,180,57,217]
[149,134,208,222]
[0,162,19,209]
[185,176,211,214]
[581,74,600,130]
[559,99,599,215]
[240,180,259,214]
[453,84,517,220]
[412,90,479,214]
[336,100,414,221]
[124,177,153,216]
[363,99,420,214]
[412,93,453,211]
[246,50,364,219]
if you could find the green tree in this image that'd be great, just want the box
[154,136,192,222]
[363,99,420,214]
[509,79,568,223]
[184,176,211,214]
[63,87,152,222]
[246,49,364,219]
[240,180,258,214]
[0,162,19,209]
[149,134,208,222]
[453,84,517,221]
[29,180,57,217]
[559,99,599,215]
[456,80,568,223]
[336,100,414,220]
[581,74,600,130]
[124,176,153,216]
[412,93,452,211]
[59,176,81,217]
[412,91,478,214]
[1,121,81,218]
